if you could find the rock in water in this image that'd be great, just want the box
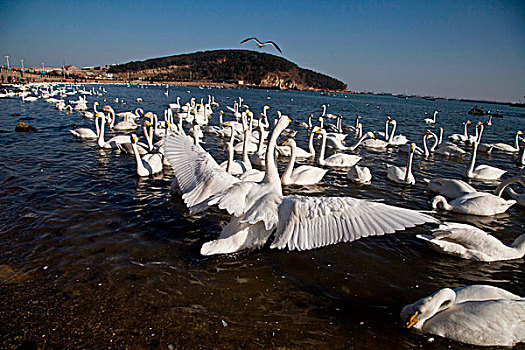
[15,119,38,132]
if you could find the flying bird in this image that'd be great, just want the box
[240,37,283,53]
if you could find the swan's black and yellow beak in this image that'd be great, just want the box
[282,140,288,146]
[406,312,418,328]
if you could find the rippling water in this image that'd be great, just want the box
[1,84,524,349]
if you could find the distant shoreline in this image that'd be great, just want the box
[1,77,523,108]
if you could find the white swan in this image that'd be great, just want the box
[448,121,472,142]
[361,132,389,149]
[387,119,408,146]
[464,141,506,181]
[495,175,525,207]
[131,134,163,176]
[387,143,416,185]
[417,222,525,262]
[347,165,372,185]
[220,125,251,176]
[424,111,438,124]
[276,126,319,158]
[104,105,138,131]
[280,139,328,186]
[487,130,523,153]
[431,192,515,216]
[165,114,437,256]
[70,116,100,139]
[401,285,525,346]
[426,178,476,199]
[317,129,362,168]
[96,115,130,149]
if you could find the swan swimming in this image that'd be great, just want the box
[417,222,525,262]
[431,192,515,216]
[165,114,437,256]
[401,285,525,346]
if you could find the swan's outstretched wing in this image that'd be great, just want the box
[165,133,239,210]
[271,196,438,251]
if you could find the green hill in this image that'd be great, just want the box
[108,50,348,91]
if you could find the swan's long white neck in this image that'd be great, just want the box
[514,131,521,149]
[388,120,397,142]
[281,141,296,184]
[348,131,372,151]
[405,146,415,182]
[257,121,266,153]
[308,128,316,155]
[385,118,391,141]
[263,116,289,190]
[495,176,525,197]
[465,141,479,178]
[423,134,430,157]
[131,139,147,176]
[318,130,327,165]
[97,116,106,148]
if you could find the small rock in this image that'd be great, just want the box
[168,344,174,350]
[15,119,37,132]
[221,319,228,327]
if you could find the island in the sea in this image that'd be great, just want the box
[107,49,348,92]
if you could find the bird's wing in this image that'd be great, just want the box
[240,37,261,45]
[164,133,239,211]
[266,41,283,53]
[271,196,438,251]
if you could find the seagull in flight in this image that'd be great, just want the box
[240,37,283,54]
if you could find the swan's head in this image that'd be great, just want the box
[401,287,456,329]
[131,134,138,143]
[220,110,224,115]
[282,139,296,147]
[431,195,448,210]
[312,126,322,133]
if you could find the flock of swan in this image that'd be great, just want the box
[9,82,524,346]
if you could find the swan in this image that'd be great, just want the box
[220,125,251,175]
[464,141,506,181]
[294,114,312,128]
[400,285,525,346]
[361,132,389,149]
[96,115,130,149]
[431,192,515,216]
[433,141,467,157]
[417,222,525,262]
[70,116,101,139]
[249,119,268,167]
[518,139,525,167]
[387,143,416,185]
[280,139,328,186]
[104,106,138,131]
[82,102,100,119]
[387,119,409,146]
[130,134,163,176]
[448,121,471,142]
[276,126,319,158]
[347,165,372,185]
[424,111,438,124]
[169,96,181,110]
[165,113,437,256]
[426,178,476,199]
[317,129,361,168]
[486,130,523,153]
[495,175,525,207]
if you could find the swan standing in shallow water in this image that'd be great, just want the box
[431,192,515,216]
[417,222,525,261]
[401,285,525,346]
[165,114,437,256]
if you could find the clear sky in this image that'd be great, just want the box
[1,0,524,102]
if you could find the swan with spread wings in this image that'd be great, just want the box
[165,114,437,256]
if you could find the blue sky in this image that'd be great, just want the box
[1,0,524,102]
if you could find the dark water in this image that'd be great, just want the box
[1,84,524,349]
